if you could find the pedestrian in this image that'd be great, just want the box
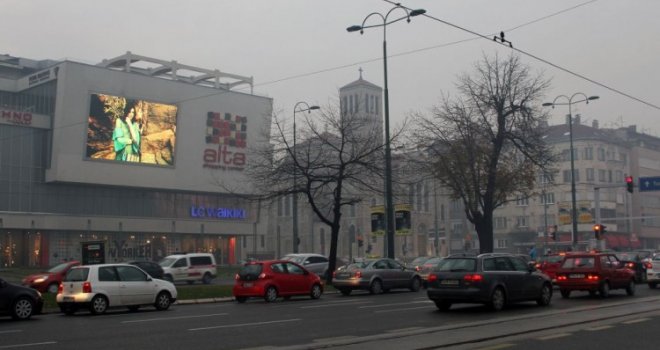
[529,245,537,261]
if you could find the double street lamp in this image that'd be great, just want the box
[347,5,425,259]
[543,93,599,250]
[292,102,319,253]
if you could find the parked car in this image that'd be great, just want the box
[332,258,422,295]
[535,253,565,283]
[0,278,43,320]
[615,252,647,283]
[128,260,165,279]
[417,257,444,288]
[555,252,636,298]
[21,260,80,293]
[159,253,216,284]
[233,260,323,303]
[281,253,345,279]
[426,253,552,311]
[406,256,432,271]
[645,253,660,289]
[56,263,177,315]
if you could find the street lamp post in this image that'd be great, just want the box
[543,93,599,251]
[292,102,319,254]
[347,4,425,259]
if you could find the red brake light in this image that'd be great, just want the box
[258,272,267,279]
[57,283,63,294]
[333,271,337,278]
[354,271,362,278]
[427,274,438,283]
[586,274,599,281]
[82,281,92,293]
[626,262,635,269]
[557,275,567,281]
[234,273,240,280]
[645,262,652,269]
[463,274,483,282]
[415,266,421,272]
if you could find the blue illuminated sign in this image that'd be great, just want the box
[190,205,247,219]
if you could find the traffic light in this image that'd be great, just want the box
[593,224,607,240]
[626,176,634,193]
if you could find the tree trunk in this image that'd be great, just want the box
[475,217,494,254]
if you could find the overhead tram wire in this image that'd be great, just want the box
[383,0,660,111]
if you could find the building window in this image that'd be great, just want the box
[563,170,579,183]
[584,147,593,160]
[496,239,508,249]
[516,196,529,206]
[375,97,379,114]
[620,153,627,165]
[541,192,555,204]
[516,216,529,228]
[597,148,606,161]
[615,170,623,182]
[608,170,613,183]
[494,217,507,229]
[349,95,354,114]
[598,169,606,182]
[586,168,595,181]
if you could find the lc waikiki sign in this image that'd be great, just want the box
[203,111,248,171]
[190,205,247,220]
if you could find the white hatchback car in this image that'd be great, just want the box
[56,263,177,315]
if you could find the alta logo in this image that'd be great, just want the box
[203,112,247,170]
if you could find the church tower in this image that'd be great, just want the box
[339,68,383,143]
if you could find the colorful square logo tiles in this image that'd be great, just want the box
[206,112,247,148]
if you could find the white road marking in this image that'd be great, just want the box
[300,301,372,309]
[622,318,650,324]
[586,325,613,331]
[0,342,57,349]
[189,318,301,331]
[121,313,228,323]
[359,300,432,309]
[538,333,571,340]
[374,306,432,313]
[0,330,22,335]
[474,344,515,350]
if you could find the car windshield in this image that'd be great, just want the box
[48,262,72,273]
[410,257,429,265]
[435,258,476,272]
[424,257,443,266]
[239,263,263,277]
[282,255,305,264]
[64,268,89,282]
[616,253,634,261]
[561,257,595,268]
[158,257,177,267]
[653,255,660,261]
[345,262,370,271]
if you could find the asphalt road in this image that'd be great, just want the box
[2,285,659,350]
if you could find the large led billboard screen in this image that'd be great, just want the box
[86,93,178,166]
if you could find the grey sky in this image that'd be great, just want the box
[4,0,659,134]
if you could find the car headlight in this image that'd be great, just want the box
[33,276,49,284]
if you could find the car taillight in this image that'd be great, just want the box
[57,283,63,294]
[557,275,567,281]
[625,262,635,269]
[333,271,337,278]
[415,266,421,272]
[645,262,653,269]
[258,273,267,279]
[234,273,240,280]
[354,271,362,278]
[463,274,483,282]
[427,274,438,283]
[586,274,599,281]
[535,263,541,269]
[82,281,92,293]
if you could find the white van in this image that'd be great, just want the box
[159,253,217,284]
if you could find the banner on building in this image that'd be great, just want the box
[558,201,593,224]
[370,205,385,236]
[395,204,412,236]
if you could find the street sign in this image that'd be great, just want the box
[639,176,660,192]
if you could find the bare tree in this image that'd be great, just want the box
[409,53,556,253]
[246,102,386,283]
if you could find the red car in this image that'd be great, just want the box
[233,260,323,303]
[22,261,80,293]
[555,252,635,298]
[535,253,565,283]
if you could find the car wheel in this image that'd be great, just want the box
[47,283,59,294]
[369,279,383,295]
[164,274,173,283]
[264,286,278,302]
[155,291,172,311]
[599,281,610,298]
[626,279,636,296]
[560,289,571,299]
[128,305,140,312]
[434,300,452,311]
[310,284,322,299]
[410,277,421,292]
[235,296,248,303]
[649,282,658,289]
[12,297,34,320]
[89,295,108,315]
[488,287,506,311]
[536,283,552,306]
[202,273,213,285]
[339,288,352,296]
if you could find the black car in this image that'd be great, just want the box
[128,261,165,279]
[426,253,553,311]
[0,277,44,320]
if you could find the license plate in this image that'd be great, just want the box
[440,279,459,285]
[569,274,585,278]
[243,282,253,287]
[63,296,74,302]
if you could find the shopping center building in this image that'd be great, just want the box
[0,52,273,267]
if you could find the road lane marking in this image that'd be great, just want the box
[538,333,571,340]
[622,318,650,324]
[386,327,424,333]
[314,336,359,343]
[300,301,371,309]
[359,300,431,309]
[0,342,57,349]
[189,318,301,331]
[0,330,22,335]
[374,306,431,313]
[586,325,613,331]
[121,313,228,323]
[474,344,515,350]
